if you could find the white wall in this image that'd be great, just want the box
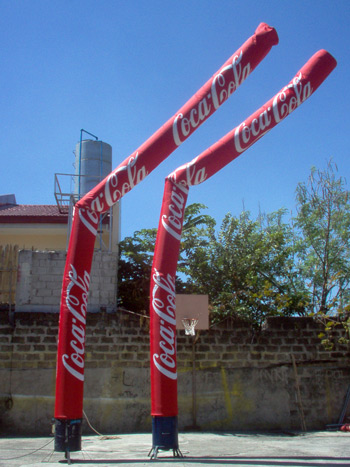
[15,250,118,312]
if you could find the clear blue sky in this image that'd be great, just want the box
[1,0,349,240]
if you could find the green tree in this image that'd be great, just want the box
[182,209,309,327]
[118,160,350,334]
[295,160,350,316]
[294,160,350,347]
[117,203,214,313]
[177,203,216,277]
[117,227,157,313]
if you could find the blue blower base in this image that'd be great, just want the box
[149,416,183,459]
[54,418,82,457]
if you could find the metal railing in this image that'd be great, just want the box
[54,173,103,213]
[54,173,114,251]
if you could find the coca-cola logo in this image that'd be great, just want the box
[170,157,208,188]
[234,109,272,153]
[86,152,148,212]
[78,208,99,236]
[211,51,250,110]
[173,50,251,147]
[151,269,177,380]
[234,74,312,154]
[62,264,90,382]
[272,73,312,123]
[161,182,188,241]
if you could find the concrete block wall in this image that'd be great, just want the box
[0,312,349,435]
[15,250,118,312]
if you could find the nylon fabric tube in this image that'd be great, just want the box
[54,207,99,419]
[54,23,279,422]
[150,179,189,416]
[150,49,336,417]
[76,23,278,213]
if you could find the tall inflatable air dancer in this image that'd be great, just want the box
[54,23,279,457]
[149,49,336,457]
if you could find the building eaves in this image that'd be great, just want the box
[0,205,68,224]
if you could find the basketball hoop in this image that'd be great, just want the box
[182,318,198,336]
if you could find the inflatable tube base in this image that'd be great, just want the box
[54,418,82,455]
[149,416,183,459]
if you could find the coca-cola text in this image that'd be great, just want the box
[172,50,251,147]
[151,269,177,380]
[62,264,90,382]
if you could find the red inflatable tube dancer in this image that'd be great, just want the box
[54,23,278,454]
[76,22,278,214]
[149,49,336,455]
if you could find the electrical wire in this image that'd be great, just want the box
[0,438,54,461]
[0,410,114,462]
[83,410,120,440]
[83,409,104,437]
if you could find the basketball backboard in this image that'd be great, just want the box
[175,294,209,330]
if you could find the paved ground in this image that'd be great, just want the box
[0,431,349,467]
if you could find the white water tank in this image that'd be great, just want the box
[75,139,112,197]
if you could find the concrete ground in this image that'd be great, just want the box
[0,431,349,467]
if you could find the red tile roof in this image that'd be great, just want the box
[0,204,68,224]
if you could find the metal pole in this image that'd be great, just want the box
[192,340,197,427]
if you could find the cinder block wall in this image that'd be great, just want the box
[0,312,349,435]
[15,250,118,312]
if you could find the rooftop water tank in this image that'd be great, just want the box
[75,139,112,197]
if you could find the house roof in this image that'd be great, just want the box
[0,204,68,224]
